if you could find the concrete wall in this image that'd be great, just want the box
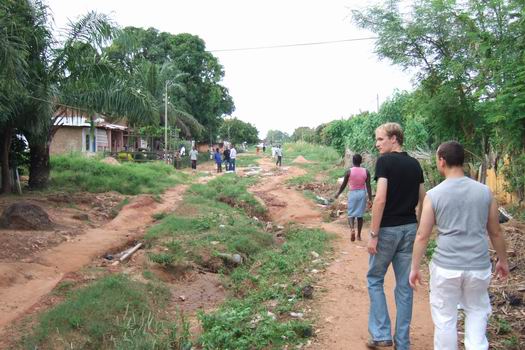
[50,127,83,155]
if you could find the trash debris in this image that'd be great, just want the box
[289,312,304,318]
[310,251,320,259]
[301,285,314,299]
[216,252,243,266]
[315,195,330,206]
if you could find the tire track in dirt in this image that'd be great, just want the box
[250,157,434,350]
[0,185,187,332]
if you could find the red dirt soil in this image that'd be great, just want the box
[0,186,187,332]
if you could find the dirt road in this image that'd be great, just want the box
[0,185,187,331]
[251,157,434,349]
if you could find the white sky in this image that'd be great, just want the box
[47,0,414,138]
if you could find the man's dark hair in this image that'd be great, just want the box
[352,154,363,166]
[437,141,464,167]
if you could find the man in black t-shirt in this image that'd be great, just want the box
[366,123,425,350]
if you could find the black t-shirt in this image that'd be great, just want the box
[223,149,230,160]
[374,152,424,227]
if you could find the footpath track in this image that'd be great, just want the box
[250,157,434,350]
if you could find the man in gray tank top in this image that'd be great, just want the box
[409,141,509,350]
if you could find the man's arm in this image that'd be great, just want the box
[409,196,435,290]
[334,170,350,199]
[416,183,426,223]
[367,177,387,255]
[487,197,509,280]
[366,169,373,202]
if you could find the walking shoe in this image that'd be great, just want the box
[366,338,393,348]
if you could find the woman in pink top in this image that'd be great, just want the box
[334,154,373,241]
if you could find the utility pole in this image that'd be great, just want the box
[164,81,170,163]
[376,93,380,112]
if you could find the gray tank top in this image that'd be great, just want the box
[427,176,492,270]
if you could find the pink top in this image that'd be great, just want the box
[349,167,367,190]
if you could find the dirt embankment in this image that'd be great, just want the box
[0,186,187,332]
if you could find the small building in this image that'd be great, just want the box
[50,112,131,155]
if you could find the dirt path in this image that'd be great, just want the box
[0,185,187,332]
[251,157,434,349]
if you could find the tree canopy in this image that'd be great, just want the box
[219,118,259,145]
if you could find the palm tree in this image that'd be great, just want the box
[24,11,160,189]
[0,0,51,193]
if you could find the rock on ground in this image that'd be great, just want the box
[0,202,54,230]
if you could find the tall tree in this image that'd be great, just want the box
[219,118,259,145]
[0,0,51,193]
[107,28,235,141]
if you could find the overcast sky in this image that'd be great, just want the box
[47,0,414,138]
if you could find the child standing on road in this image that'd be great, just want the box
[214,147,222,173]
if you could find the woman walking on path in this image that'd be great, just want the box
[334,154,373,241]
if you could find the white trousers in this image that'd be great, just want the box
[429,262,492,350]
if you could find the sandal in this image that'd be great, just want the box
[350,229,356,242]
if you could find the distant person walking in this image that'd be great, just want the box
[180,145,186,157]
[409,141,509,350]
[189,146,198,171]
[223,146,231,171]
[367,122,425,350]
[229,144,237,171]
[275,145,283,166]
[262,143,266,153]
[334,153,372,241]
[214,147,223,173]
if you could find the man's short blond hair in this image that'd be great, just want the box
[376,122,404,146]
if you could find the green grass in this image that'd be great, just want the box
[199,227,331,349]
[145,174,272,269]
[26,162,332,350]
[50,155,189,195]
[425,238,437,260]
[282,141,341,165]
[236,154,261,167]
[142,171,332,349]
[22,274,191,349]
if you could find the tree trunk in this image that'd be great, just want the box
[1,128,13,194]
[28,142,50,190]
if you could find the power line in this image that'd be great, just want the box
[208,36,378,53]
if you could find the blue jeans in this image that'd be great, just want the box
[230,158,236,171]
[367,223,417,350]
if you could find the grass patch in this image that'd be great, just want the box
[144,173,272,274]
[282,141,340,165]
[22,274,191,349]
[50,154,188,195]
[425,238,437,260]
[236,154,261,167]
[199,227,331,349]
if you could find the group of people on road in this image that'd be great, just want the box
[215,144,237,173]
[183,144,237,173]
[335,122,509,350]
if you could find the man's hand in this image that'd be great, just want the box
[367,237,378,255]
[495,260,510,280]
[409,269,422,290]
